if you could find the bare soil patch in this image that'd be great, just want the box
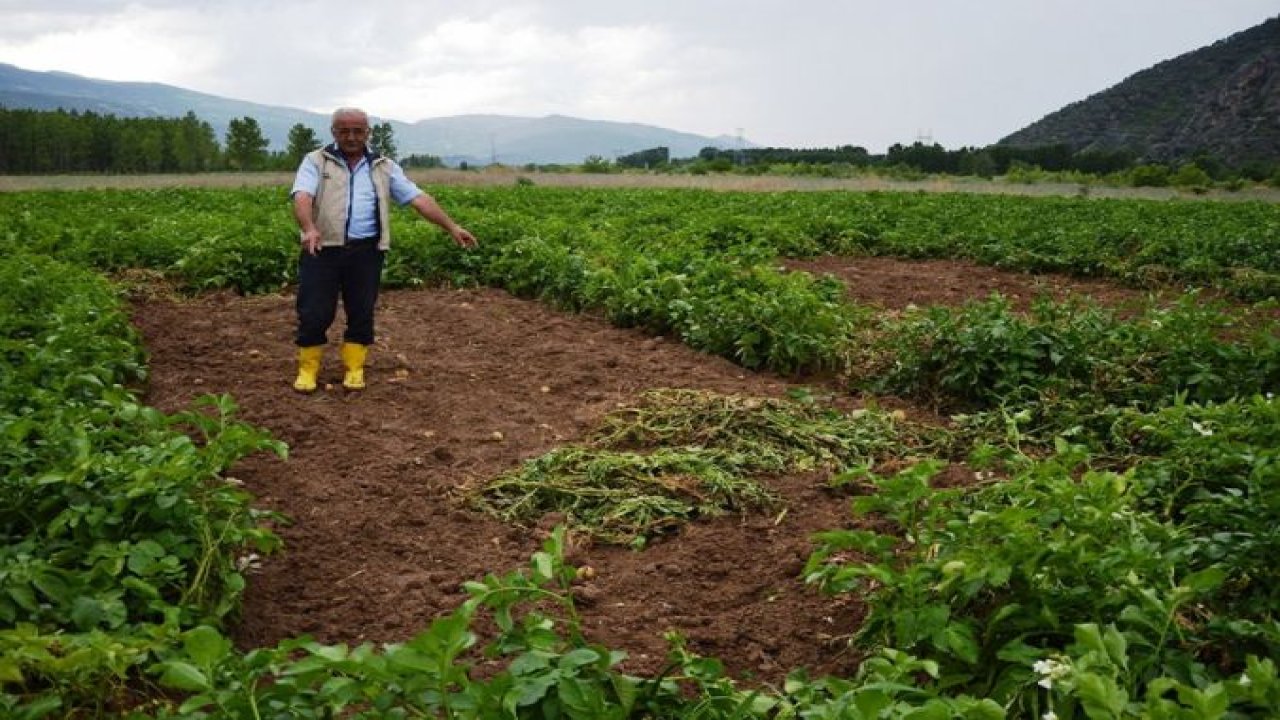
[129,257,1165,685]
[783,255,1159,312]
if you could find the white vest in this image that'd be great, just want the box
[307,147,395,250]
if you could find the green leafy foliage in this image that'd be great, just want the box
[805,426,1280,718]
[0,253,284,711]
[1113,396,1280,639]
[862,293,1279,410]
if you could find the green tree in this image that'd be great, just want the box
[168,112,217,172]
[1130,163,1171,187]
[224,116,269,170]
[886,141,956,173]
[285,123,321,165]
[962,149,998,179]
[0,107,226,173]
[581,155,612,173]
[1171,162,1212,188]
[402,153,444,169]
[370,121,397,159]
[616,146,669,169]
[114,122,165,173]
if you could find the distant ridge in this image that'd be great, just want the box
[0,63,739,165]
[999,16,1280,168]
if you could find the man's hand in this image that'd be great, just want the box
[293,192,322,255]
[299,228,323,255]
[409,194,477,248]
[450,226,478,249]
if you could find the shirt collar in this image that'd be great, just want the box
[324,142,379,166]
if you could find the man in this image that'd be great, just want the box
[289,107,476,393]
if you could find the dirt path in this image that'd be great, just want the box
[129,258,1154,685]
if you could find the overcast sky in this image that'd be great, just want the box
[2,1,1276,152]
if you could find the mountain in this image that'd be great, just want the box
[998,16,1280,168]
[0,63,737,165]
[394,113,740,166]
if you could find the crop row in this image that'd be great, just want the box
[4,185,1280,292]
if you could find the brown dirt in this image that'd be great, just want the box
[784,255,1159,313]
[128,257,1163,687]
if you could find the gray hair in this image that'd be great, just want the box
[331,107,369,126]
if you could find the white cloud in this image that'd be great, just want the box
[0,5,219,84]
[0,0,1276,152]
[336,11,740,132]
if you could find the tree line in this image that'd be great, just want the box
[687,140,1278,185]
[0,108,401,174]
[5,106,1275,186]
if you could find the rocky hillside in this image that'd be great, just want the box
[999,16,1280,168]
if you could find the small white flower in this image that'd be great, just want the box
[1191,421,1213,437]
[1043,712,1059,720]
[1033,657,1070,690]
[1240,673,1252,687]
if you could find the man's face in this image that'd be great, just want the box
[332,115,370,155]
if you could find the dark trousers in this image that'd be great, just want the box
[295,243,385,347]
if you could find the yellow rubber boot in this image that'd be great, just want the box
[341,342,368,390]
[293,346,323,393]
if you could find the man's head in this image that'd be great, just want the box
[331,107,370,158]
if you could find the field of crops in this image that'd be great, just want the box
[3,183,1280,718]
